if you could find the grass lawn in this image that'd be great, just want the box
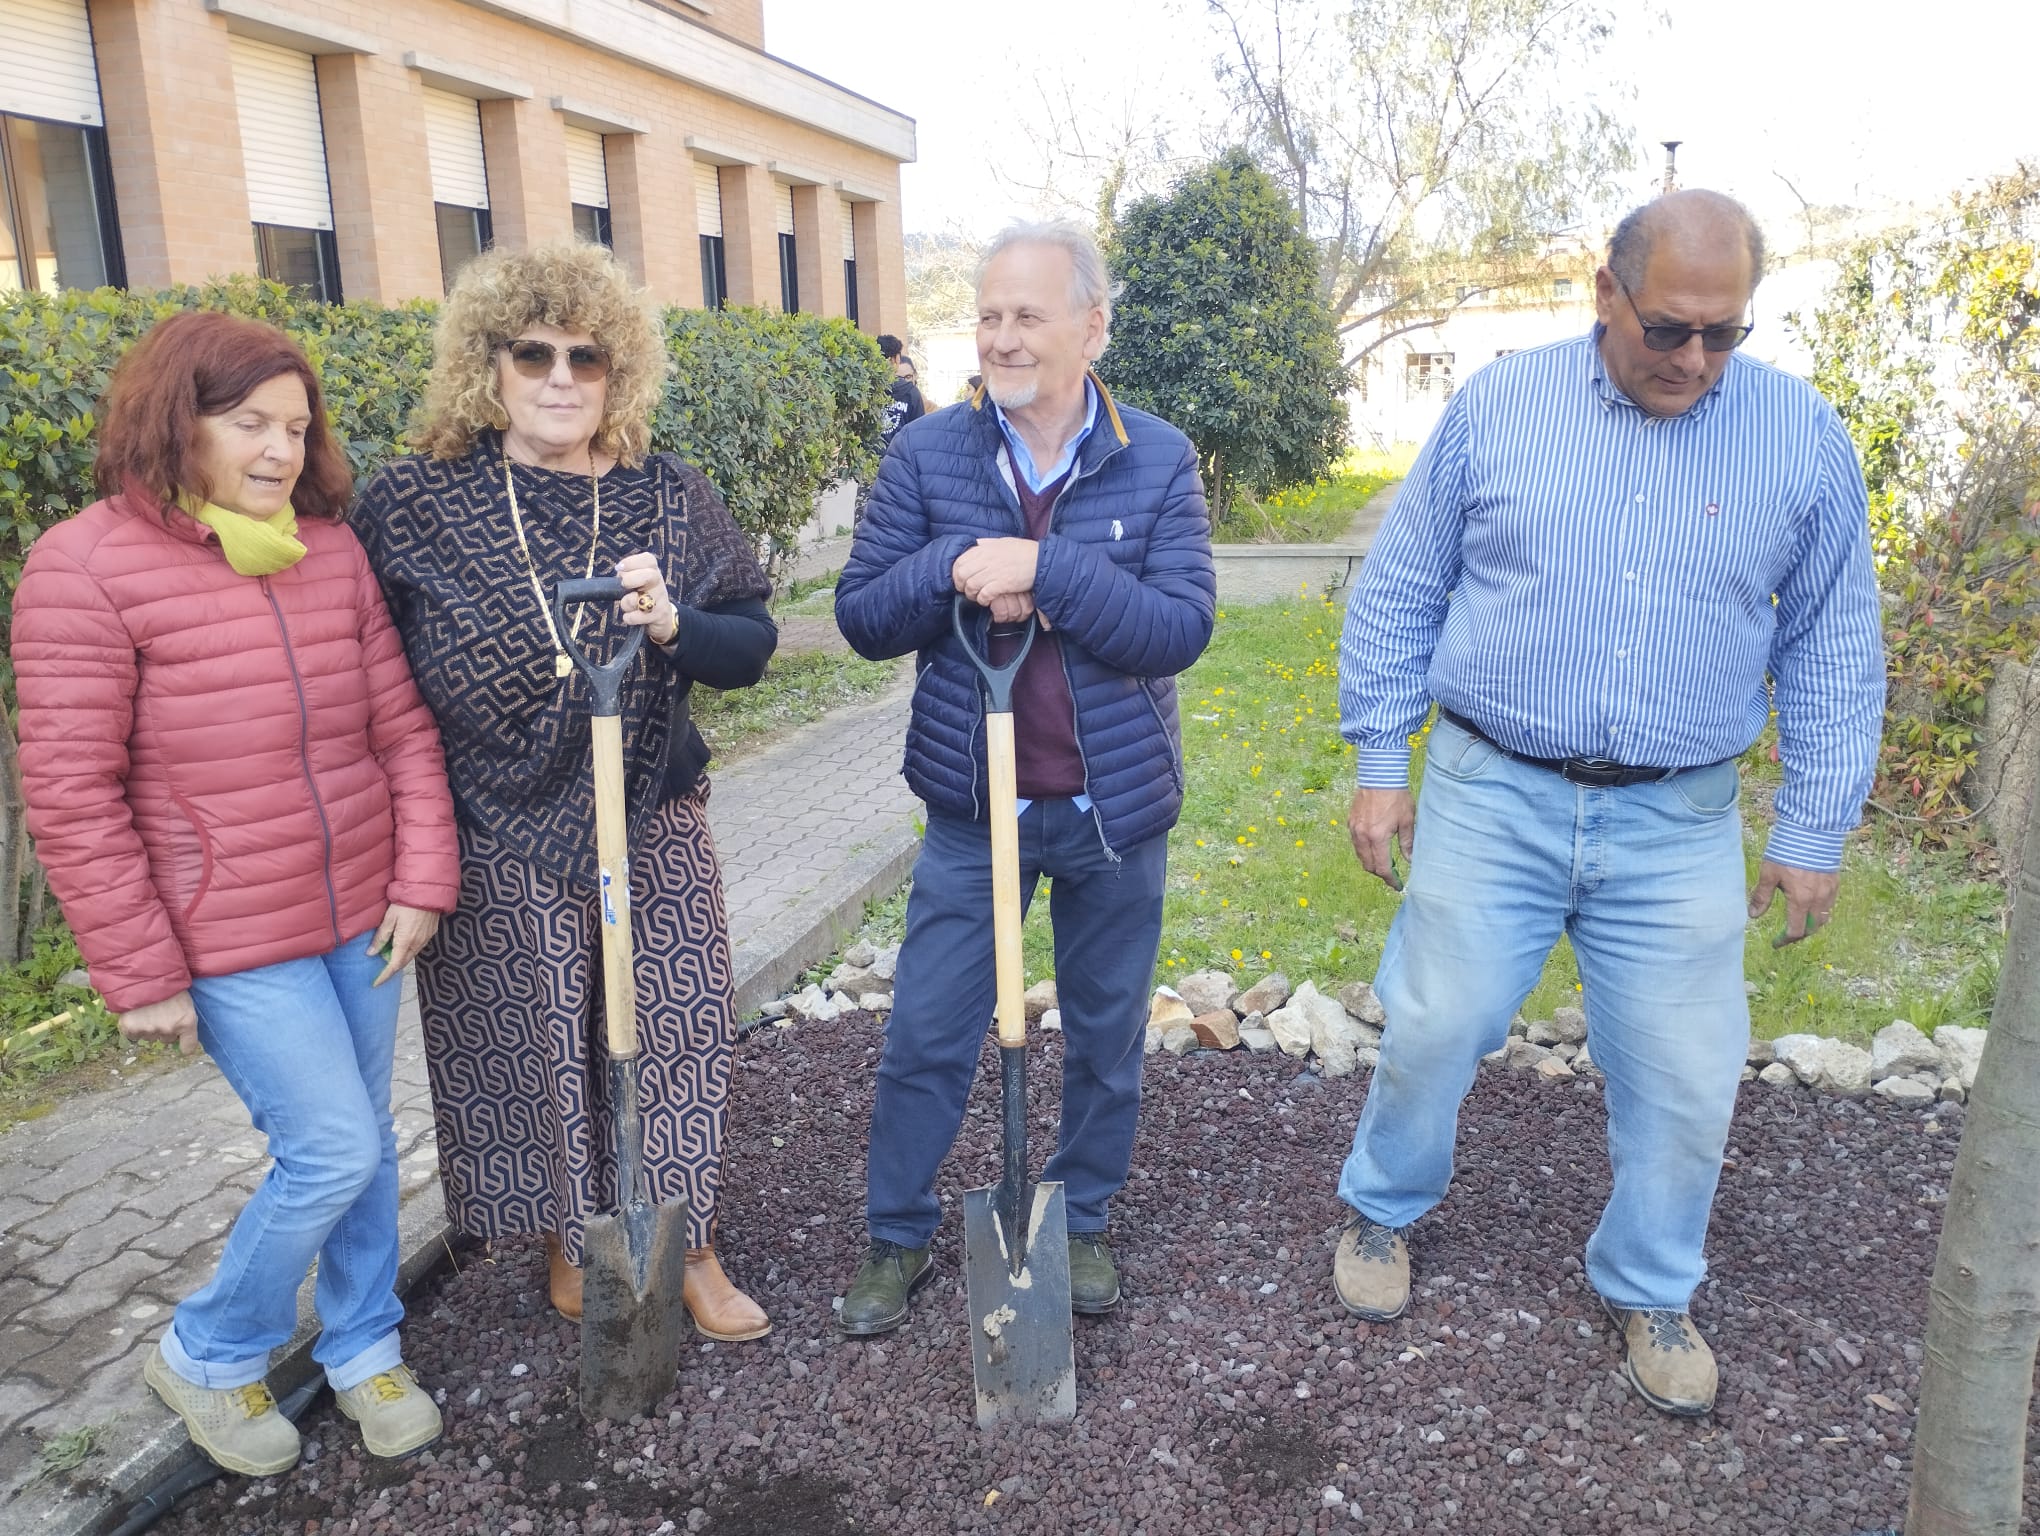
[693,580,899,765]
[1215,446,1419,544]
[996,593,2004,1043]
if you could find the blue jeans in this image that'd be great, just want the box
[161,932,405,1392]
[1338,716,1750,1311]
[867,802,1167,1245]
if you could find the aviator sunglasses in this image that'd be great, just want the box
[1617,279,1754,353]
[500,338,613,381]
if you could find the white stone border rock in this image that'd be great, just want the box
[755,955,1986,1106]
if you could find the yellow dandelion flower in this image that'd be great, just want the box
[1298,897,1309,908]
[1231,948,1243,961]
[1260,950,1272,960]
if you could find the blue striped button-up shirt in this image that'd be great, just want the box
[1338,331,1886,872]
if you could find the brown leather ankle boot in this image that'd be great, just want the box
[683,1249,771,1341]
[545,1233,583,1321]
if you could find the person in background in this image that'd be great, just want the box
[857,334,928,526]
[834,220,1215,1334]
[353,241,778,1344]
[1331,189,1884,1417]
[13,311,459,1474]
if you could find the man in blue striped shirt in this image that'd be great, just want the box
[1330,190,1885,1417]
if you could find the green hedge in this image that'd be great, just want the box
[0,278,891,650]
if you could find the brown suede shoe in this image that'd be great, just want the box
[1603,1299,1717,1416]
[1332,1213,1409,1321]
[545,1233,583,1321]
[684,1249,771,1342]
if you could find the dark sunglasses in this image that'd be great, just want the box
[500,338,612,381]
[1618,281,1754,353]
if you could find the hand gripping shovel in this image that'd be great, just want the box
[554,576,690,1425]
[953,595,1077,1429]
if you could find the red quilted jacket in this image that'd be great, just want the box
[12,493,460,1012]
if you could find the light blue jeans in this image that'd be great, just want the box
[1338,715,1750,1311]
[161,932,406,1392]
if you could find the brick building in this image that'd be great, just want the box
[0,0,914,333]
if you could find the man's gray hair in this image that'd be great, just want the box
[1607,190,1767,294]
[975,219,1114,342]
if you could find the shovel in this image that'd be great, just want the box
[953,595,1077,1429]
[553,575,690,1425]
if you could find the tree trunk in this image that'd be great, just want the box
[0,712,23,966]
[1907,787,2040,1532]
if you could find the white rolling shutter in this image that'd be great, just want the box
[841,214,855,261]
[564,125,607,208]
[0,0,104,127]
[775,182,794,236]
[423,87,489,209]
[228,35,333,230]
[693,161,721,237]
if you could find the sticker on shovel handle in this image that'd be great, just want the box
[600,869,624,927]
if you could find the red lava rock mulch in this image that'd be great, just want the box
[158,1012,2037,1535]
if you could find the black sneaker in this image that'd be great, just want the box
[839,1239,934,1336]
[1068,1234,1121,1314]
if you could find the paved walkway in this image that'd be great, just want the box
[0,673,919,1534]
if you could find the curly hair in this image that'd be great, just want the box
[413,241,670,465]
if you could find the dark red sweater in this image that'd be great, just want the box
[989,470,1086,798]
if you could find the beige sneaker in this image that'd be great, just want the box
[1603,1301,1718,1416]
[144,1346,300,1477]
[334,1365,443,1457]
[1332,1214,1410,1321]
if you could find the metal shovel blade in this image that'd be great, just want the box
[579,1189,690,1423]
[963,1178,1076,1428]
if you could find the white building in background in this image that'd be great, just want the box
[1345,248,1843,449]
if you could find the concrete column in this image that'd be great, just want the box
[718,162,781,311]
[478,96,572,251]
[850,199,885,336]
[603,132,688,301]
[87,0,255,287]
[791,182,846,318]
[315,52,439,302]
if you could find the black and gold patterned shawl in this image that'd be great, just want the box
[354,432,770,887]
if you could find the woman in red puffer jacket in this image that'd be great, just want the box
[11,311,458,1478]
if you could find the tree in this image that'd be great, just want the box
[1907,791,2040,1534]
[1100,148,1350,517]
[1208,0,1633,367]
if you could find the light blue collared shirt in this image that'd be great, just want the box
[1337,331,1885,872]
[993,381,1100,492]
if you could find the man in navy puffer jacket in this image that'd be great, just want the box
[834,221,1216,1333]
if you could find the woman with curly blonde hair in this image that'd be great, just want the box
[354,240,777,1343]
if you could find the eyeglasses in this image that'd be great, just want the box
[1617,281,1754,353]
[500,339,612,382]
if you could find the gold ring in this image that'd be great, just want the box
[637,591,656,613]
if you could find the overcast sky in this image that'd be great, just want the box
[766,0,2040,244]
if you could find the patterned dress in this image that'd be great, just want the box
[355,433,774,1256]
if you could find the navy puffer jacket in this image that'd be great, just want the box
[836,380,1216,855]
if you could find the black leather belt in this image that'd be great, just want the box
[1438,708,1682,789]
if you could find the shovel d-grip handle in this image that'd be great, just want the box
[556,576,648,1061]
[953,596,1037,1052]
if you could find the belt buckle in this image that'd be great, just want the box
[1560,757,1626,787]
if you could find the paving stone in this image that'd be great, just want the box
[13,1249,174,1337]
[0,1234,53,1283]
[0,1273,57,1329]
[20,1207,165,1289]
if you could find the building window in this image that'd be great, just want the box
[699,235,727,309]
[253,223,340,301]
[563,125,610,249]
[1553,277,1574,298]
[1406,352,1456,399]
[572,203,612,248]
[778,230,798,313]
[434,203,492,293]
[844,260,858,326]
[0,114,123,292]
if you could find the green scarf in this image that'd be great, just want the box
[181,494,307,576]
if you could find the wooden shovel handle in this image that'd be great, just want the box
[591,714,638,1060]
[986,712,1026,1050]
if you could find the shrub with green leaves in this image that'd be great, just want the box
[0,279,891,654]
[1100,148,1351,519]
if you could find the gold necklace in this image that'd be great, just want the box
[504,449,602,680]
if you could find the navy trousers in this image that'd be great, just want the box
[865,800,1167,1245]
